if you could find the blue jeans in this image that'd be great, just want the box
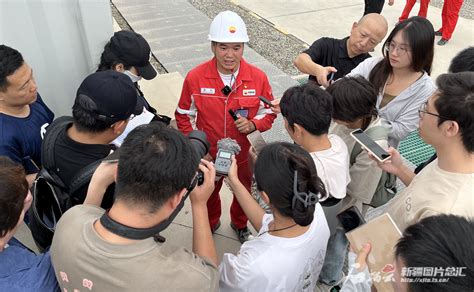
[319,227,348,285]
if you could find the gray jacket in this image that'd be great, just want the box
[347,57,437,147]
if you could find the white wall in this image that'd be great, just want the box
[0,0,114,116]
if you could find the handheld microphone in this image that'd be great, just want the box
[228,109,239,121]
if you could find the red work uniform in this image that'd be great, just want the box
[175,57,276,229]
[438,0,464,40]
[399,0,430,22]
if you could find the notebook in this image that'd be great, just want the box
[346,213,402,292]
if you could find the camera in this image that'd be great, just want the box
[188,130,210,185]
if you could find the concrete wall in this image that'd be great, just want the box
[0,0,114,116]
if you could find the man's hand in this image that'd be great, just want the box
[368,147,403,176]
[190,159,218,266]
[189,159,216,205]
[84,161,118,206]
[270,99,281,114]
[235,116,256,134]
[316,66,337,87]
[369,147,416,186]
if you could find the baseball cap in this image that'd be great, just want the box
[109,30,157,80]
[76,71,144,123]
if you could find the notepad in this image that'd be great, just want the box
[346,213,402,292]
[112,108,155,147]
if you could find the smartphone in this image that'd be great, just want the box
[350,129,391,162]
[337,206,366,233]
[327,72,335,82]
[258,96,274,107]
[247,130,267,154]
[103,150,120,163]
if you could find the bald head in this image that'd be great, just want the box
[359,13,388,30]
[347,13,388,57]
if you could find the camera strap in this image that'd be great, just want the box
[99,191,190,240]
[98,157,201,241]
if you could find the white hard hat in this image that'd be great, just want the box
[208,11,249,43]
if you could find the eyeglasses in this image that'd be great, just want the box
[418,101,451,120]
[384,41,410,56]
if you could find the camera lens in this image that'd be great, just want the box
[188,130,210,185]
[188,130,210,158]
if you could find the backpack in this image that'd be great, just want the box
[28,116,102,252]
[349,126,397,208]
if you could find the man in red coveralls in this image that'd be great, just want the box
[398,0,430,22]
[436,0,464,45]
[175,11,276,243]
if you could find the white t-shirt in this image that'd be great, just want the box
[219,204,330,292]
[386,159,474,231]
[310,134,350,200]
[219,68,240,87]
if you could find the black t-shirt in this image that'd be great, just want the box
[54,124,115,208]
[303,37,370,83]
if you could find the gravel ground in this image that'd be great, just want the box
[110,2,169,74]
[112,0,472,77]
[189,0,307,76]
[430,0,473,20]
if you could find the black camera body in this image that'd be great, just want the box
[188,130,210,185]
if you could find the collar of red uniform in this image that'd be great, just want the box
[205,57,252,81]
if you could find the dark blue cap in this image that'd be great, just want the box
[76,71,144,122]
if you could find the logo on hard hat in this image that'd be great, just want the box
[228,26,237,33]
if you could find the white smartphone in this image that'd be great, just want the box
[350,129,391,162]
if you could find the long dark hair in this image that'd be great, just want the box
[254,143,326,226]
[369,16,434,93]
[97,42,132,72]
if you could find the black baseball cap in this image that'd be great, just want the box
[109,30,157,80]
[76,71,144,123]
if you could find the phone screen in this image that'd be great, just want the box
[351,129,390,161]
[337,206,366,233]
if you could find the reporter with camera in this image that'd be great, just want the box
[50,123,219,291]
